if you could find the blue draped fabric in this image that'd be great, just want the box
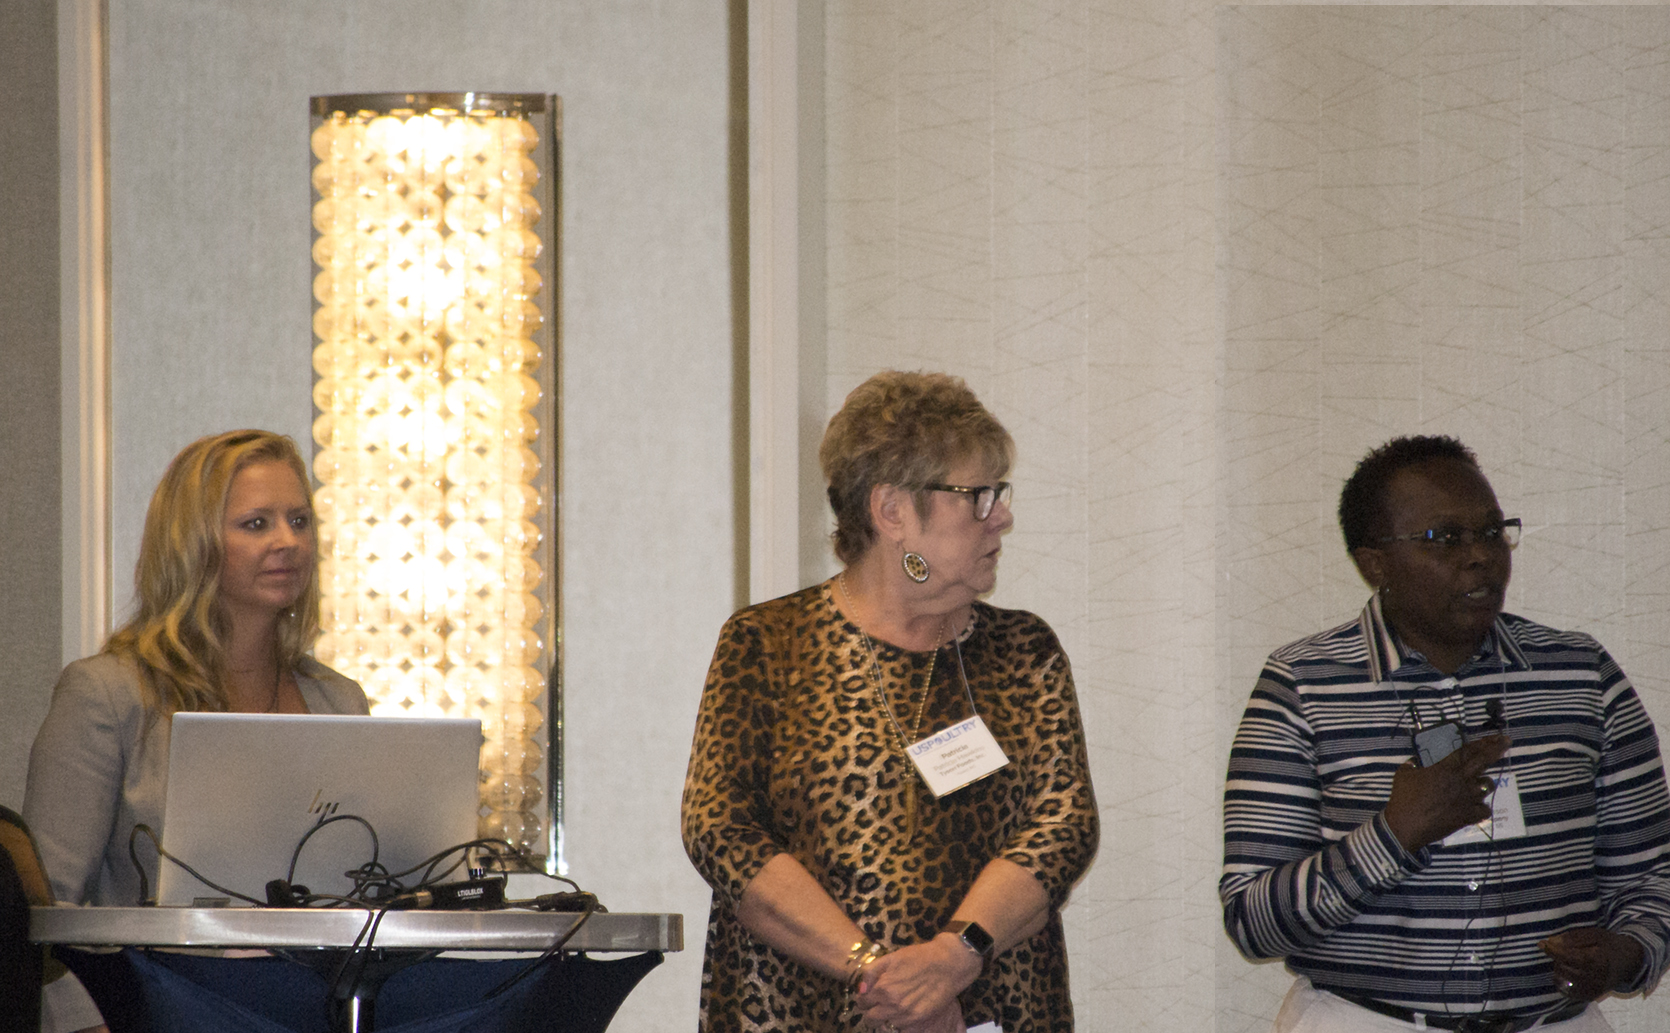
[58,946,663,1033]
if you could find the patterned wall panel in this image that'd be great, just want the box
[825,4,1670,1033]
[1221,8,1670,1033]
[1218,9,1333,1029]
[1624,9,1670,711]
[1085,2,1222,1029]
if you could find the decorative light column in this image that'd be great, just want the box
[308,93,559,860]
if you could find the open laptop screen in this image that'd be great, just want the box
[157,712,482,906]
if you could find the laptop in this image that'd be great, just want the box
[156,712,483,906]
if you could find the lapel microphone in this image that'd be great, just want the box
[1485,699,1505,732]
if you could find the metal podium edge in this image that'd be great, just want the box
[31,906,683,953]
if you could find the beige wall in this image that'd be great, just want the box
[1218,7,1670,1031]
[819,3,1670,1032]
[0,0,63,815]
[820,3,1216,1027]
[52,2,740,1029]
[16,2,1670,1032]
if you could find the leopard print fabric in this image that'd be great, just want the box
[681,581,1098,1032]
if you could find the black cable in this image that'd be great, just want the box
[1476,676,1513,1008]
[131,817,600,916]
[127,824,267,906]
[288,813,378,881]
[286,813,387,900]
[132,815,610,1014]
[324,905,383,1007]
[382,836,526,885]
[282,822,505,906]
[481,901,598,999]
[128,824,157,905]
[1438,673,1513,1016]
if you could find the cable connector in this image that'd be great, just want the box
[265,879,311,907]
[530,891,604,913]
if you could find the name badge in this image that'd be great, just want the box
[1442,772,1528,846]
[906,716,1010,798]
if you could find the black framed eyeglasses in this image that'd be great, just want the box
[924,481,1012,521]
[1376,517,1521,551]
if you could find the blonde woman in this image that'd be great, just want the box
[24,430,367,1033]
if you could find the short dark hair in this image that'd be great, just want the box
[1338,435,1480,551]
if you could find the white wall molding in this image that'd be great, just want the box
[58,0,111,662]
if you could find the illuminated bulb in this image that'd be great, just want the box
[313,97,549,853]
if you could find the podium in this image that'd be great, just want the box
[32,906,682,1033]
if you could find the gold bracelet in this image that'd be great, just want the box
[845,938,888,987]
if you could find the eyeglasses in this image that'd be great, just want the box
[1376,517,1521,551]
[924,481,1012,521]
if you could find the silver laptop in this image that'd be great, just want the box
[157,712,483,906]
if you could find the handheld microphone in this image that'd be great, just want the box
[1485,699,1505,732]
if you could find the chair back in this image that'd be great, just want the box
[0,805,51,1033]
[0,806,56,905]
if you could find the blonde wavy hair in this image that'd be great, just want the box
[104,430,321,715]
[819,370,1014,566]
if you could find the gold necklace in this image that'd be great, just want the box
[839,573,941,839]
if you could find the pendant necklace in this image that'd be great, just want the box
[840,573,941,840]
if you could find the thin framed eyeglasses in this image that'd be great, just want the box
[1375,517,1521,551]
[924,481,1013,521]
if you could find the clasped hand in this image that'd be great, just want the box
[1383,733,1510,851]
[854,935,980,1033]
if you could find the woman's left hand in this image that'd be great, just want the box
[855,935,981,1030]
[907,999,966,1033]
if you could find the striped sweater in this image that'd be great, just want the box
[1221,595,1670,1015]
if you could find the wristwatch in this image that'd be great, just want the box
[943,919,995,960]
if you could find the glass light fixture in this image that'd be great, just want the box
[308,93,560,864]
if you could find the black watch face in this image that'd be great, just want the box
[960,921,995,956]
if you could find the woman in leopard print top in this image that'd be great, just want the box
[682,371,1098,1032]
